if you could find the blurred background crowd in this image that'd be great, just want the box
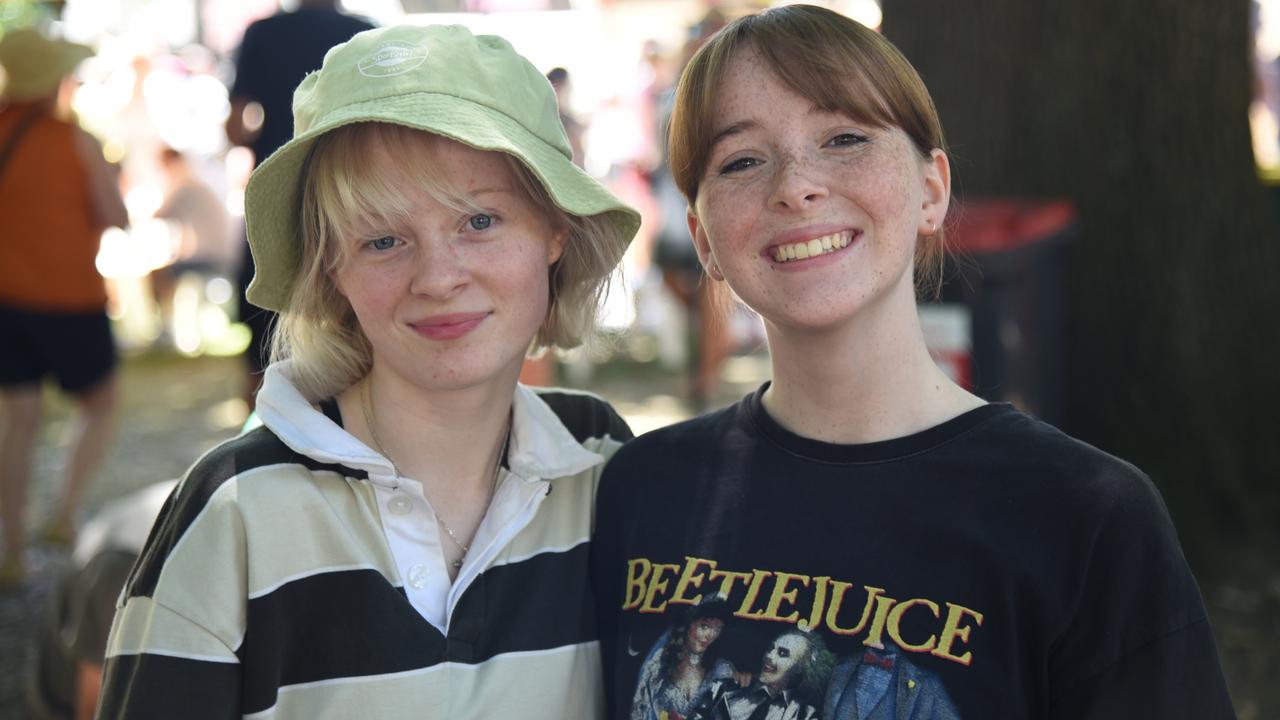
[2,0,1279,717]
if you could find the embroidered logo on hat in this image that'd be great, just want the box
[357,42,428,78]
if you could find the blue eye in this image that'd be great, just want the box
[468,214,494,230]
[367,236,398,251]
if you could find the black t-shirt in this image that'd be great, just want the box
[229,8,375,164]
[593,385,1234,719]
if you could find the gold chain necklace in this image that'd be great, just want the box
[361,380,509,568]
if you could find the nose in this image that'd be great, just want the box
[768,155,828,211]
[409,239,469,299]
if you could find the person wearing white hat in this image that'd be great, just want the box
[100,24,639,719]
[0,28,128,587]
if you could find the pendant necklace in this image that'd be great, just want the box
[361,380,510,569]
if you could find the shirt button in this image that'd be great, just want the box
[407,564,429,589]
[387,495,413,515]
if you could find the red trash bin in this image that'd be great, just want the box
[923,199,1076,424]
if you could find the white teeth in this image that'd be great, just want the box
[771,231,853,264]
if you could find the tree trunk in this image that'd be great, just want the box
[883,0,1280,555]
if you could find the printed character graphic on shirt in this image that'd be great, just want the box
[823,639,962,720]
[632,594,743,720]
[622,556,972,720]
[688,628,834,720]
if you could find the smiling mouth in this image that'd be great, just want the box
[409,312,488,340]
[771,230,854,263]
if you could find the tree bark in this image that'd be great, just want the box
[883,0,1280,553]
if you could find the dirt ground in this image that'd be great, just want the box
[1200,540,1280,719]
[1,351,1275,718]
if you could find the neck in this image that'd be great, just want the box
[339,365,515,487]
[761,278,982,444]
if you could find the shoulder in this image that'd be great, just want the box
[242,12,285,35]
[959,409,1184,578]
[186,424,355,488]
[123,427,351,599]
[339,13,376,33]
[28,116,87,164]
[298,8,374,36]
[963,407,1156,511]
[596,401,746,516]
[636,646,663,677]
[605,400,742,473]
[30,113,81,148]
[531,386,634,444]
[710,657,738,678]
[237,14,273,45]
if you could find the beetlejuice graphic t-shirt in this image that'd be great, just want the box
[592,386,1235,720]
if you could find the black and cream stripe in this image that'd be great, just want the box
[100,374,631,719]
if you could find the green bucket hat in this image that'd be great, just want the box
[244,23,641,312]
[0,28,93,101]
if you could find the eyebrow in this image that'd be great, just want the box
[468,187,516,197]
[707,104,840,153]
[449,186,520,208]
[708,120,758,154]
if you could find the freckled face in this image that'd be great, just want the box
[331,135,565,394]
[689,46,948,336]
[685,617,725,654]
[758,633,808,691]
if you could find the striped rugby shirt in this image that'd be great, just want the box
[100,363,632,719]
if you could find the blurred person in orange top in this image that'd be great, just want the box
[0,28,128,587]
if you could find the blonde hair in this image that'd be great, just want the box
[668,4,949,297]
[271,122,628,401]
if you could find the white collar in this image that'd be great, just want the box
[254,361,604,486]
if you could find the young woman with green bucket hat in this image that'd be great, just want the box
[99,24,639,718]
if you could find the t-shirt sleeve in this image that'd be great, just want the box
[98,600,243,719]
[1047,470,1235,719]
[98,470,247,719]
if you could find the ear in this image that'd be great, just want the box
[329,267,350,301]
[687,209,724,282]
[918,149,951,235]
[547,226,567,265]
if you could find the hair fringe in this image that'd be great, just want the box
[269,123,629,400]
